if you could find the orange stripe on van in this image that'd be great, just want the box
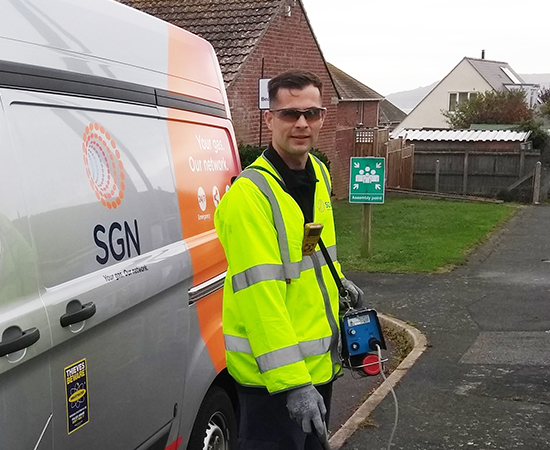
[195,289,226,373]
[166,24,239,374]
[167,24,224,105]
[165,114,236,285]
[185,230,227,283]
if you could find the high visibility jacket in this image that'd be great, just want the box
[214,152,343,394]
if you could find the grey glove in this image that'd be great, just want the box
[341,278,364,309]
[286,385,327,435]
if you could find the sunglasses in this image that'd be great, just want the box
[269,107,326,122]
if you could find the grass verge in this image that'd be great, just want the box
[334,197,519,273]
[382,324,413,364]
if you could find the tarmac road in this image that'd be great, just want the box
[332,204,550,449]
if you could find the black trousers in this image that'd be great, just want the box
[236,383,333,450]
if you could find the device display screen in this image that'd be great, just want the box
[347,314,371,327]
[307,227,322,237]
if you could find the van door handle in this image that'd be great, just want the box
[60,302,96,328]
[0,327,40,357]
[188,271,226,304]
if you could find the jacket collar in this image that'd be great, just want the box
[263,144,317,189]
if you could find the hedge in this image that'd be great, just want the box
[238,144,330,173]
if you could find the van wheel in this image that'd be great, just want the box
[187,386,237,450]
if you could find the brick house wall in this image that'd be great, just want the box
[333,128,355,198]
[336,101,379,130]
[226,2,338,163]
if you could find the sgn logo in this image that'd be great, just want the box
[83,123,141,265]
[83,123,125,209]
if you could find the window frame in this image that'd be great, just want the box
[448,91,478,112]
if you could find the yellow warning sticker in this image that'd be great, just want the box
[64,358,89,434]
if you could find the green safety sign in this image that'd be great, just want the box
[349,157,385,204]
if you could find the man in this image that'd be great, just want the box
[214,70,362,450]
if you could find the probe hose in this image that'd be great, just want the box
[377,344,399,450]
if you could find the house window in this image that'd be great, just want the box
[501,67,521,84]
[449,93,457,112]
[448,92,478,112]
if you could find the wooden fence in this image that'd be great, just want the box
[332,127,414,199]
[355,128,414,189]
[386,137,414,189]
[414,149,541,197]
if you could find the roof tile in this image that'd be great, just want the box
[379,99,406,126]
[327,62,383,101]
[465,57,526,91]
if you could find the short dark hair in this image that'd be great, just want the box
[268,70,323,107]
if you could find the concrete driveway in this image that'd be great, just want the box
[335,204,550,449]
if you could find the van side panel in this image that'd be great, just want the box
[3,89,193,450]
[165,111,240,283]
[167,25,224,106]
[0,0,169,92]
[195,290,225,373]
[0,0,226,109]
[4,93,183,287]
[1,2,242,449]
[163,107,240,448]
[164,111,239,373]
[0,95,54,450]
[164,25,241,448]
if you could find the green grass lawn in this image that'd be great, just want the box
[333,197,519,273]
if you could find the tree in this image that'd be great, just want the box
[540,87,550,103]
[517,119,549,152]
[539,87,550,119]
[442,89,533,129]
[442,89,549,150]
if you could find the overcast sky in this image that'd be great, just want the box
[301,0,550,96]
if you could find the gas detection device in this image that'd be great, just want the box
[340,307,386,376]
[302,223,323,256]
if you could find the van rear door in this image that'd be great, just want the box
[0,94,54,450]
[2,88,192,450]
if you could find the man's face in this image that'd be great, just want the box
[265,85,325,169]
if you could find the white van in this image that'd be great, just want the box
[0,1,241,449]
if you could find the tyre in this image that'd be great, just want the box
[187,386,238,450]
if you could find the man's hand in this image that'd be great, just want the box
[341,278,364,309]
[286,385,327,435]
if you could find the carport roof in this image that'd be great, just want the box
[396,129,531,142]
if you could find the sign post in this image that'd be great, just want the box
[349,157,386,257]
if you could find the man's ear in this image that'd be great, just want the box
[319,109,327,128]
[264,110,274,131]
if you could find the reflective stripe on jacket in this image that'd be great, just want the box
[214,152,343,394]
